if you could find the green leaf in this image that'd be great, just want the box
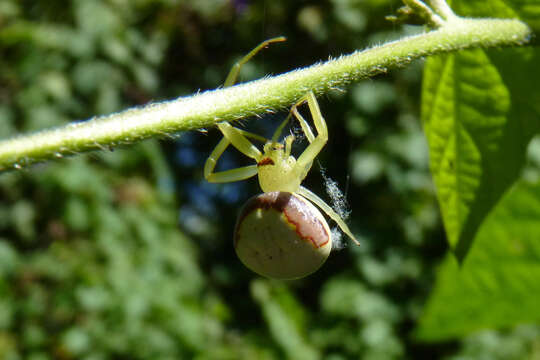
[422,0,540,260]
[415,179,540,341]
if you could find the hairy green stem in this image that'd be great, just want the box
[427,0,458,21]
[404,0,445,27]
[0,17,531,171]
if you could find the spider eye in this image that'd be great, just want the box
[234,191,332,279]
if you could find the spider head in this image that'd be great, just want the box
[261,141,285,160]
[257,140,301,193]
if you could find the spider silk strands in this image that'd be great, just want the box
[0,17,531,171]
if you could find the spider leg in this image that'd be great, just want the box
[293,92,328,171]
[224,36,286,87]
[204,124,268,183]
[271,113,293,143]
[204,136,258,183]
[217,123,263,160]
[233,127,268,143]
[298,186,359,245]
[291,106,315,143]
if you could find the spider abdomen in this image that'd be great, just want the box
[234,191,332,279]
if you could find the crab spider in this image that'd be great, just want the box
[204,38,358,279]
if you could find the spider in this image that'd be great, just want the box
[204,37,358,279]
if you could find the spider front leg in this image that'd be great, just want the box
[204,124,267,183]
[224,36,286,88]
[293,91,329,175]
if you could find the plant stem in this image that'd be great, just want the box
[428,0,459,21]
[0,17,531,171]
[403,0,445,27]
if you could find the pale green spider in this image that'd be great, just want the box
[203,38,358,278]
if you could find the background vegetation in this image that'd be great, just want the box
[0,0,538,359]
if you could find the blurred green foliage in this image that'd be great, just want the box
[0,0,539,359]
